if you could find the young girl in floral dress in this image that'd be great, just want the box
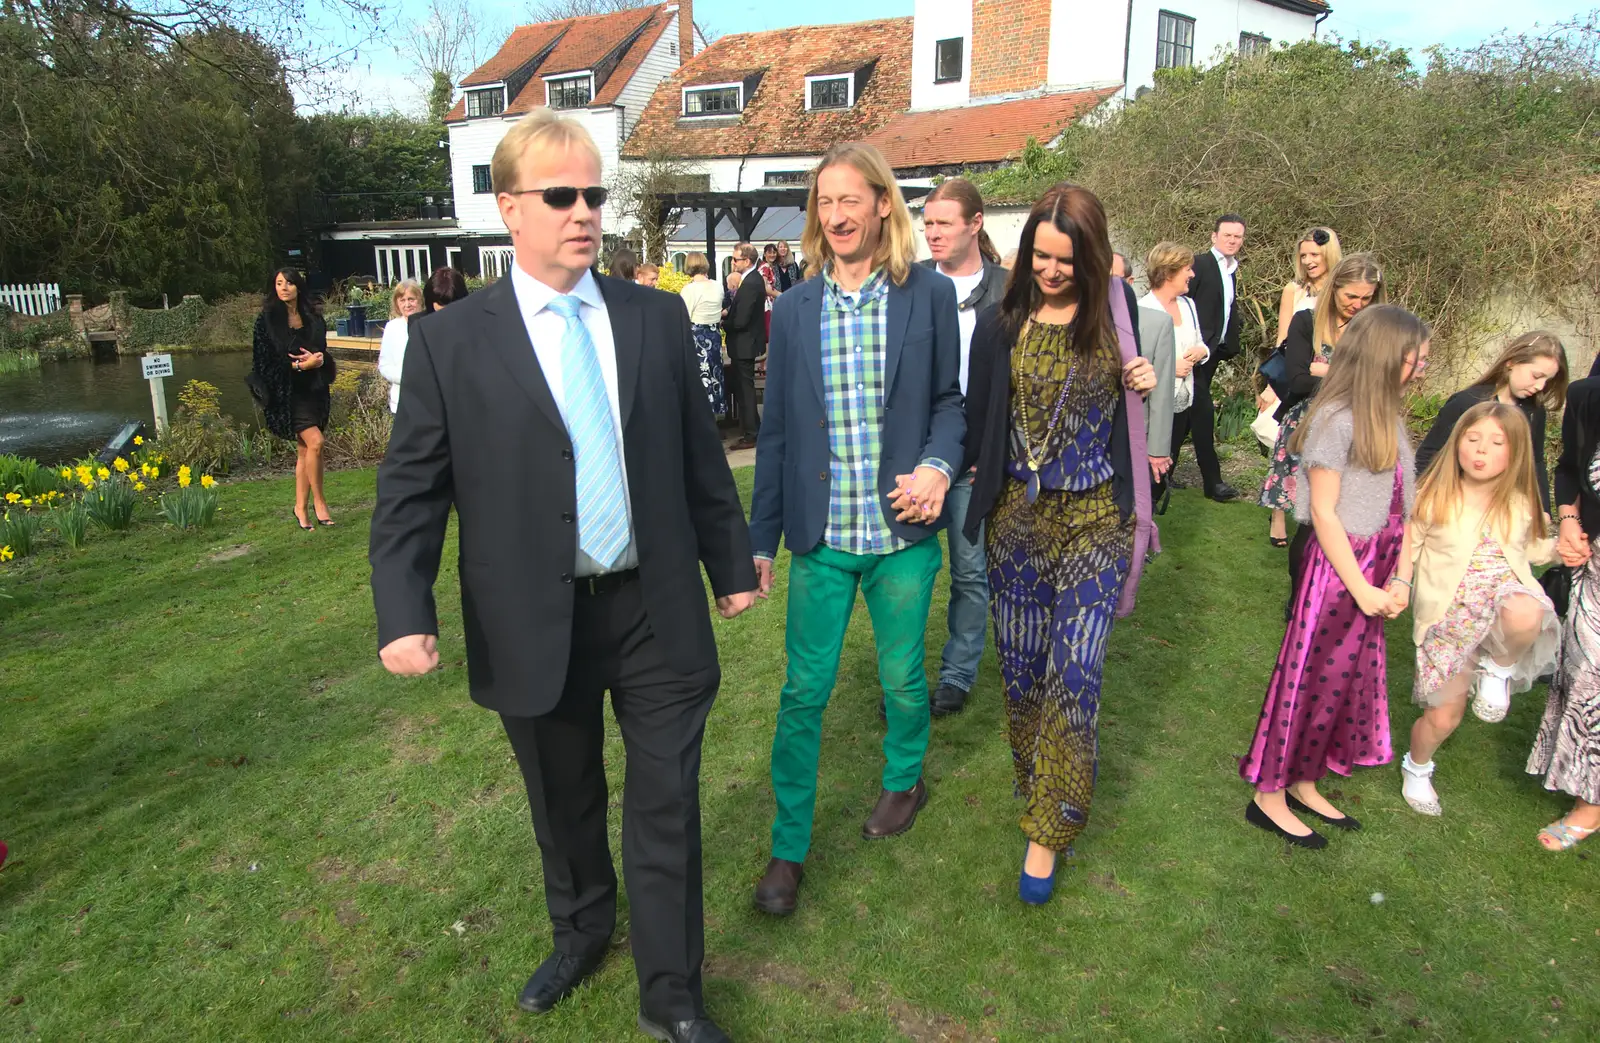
[1400,402,1558,815]
[1240,305,1430,848]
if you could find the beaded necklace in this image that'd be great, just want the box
[1014,318,1077,505]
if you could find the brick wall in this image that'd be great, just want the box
[970,0,1050,98]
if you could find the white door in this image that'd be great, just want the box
[374,245,431,284]
[479,246,516,280]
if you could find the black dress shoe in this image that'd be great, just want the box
[931,683,969,716]
[637,1013,732,1042]
[1244,800,1327,849]
[517,948,607,1013]
[753,857,803,915]
[1286,793,1361,831]
[1206,482,1240,502]
[862,779,928,839]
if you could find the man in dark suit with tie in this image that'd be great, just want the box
[1174,213,1246,502]
[369,109,757,1043]
[724,242,767,450]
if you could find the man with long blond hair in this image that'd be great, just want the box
[748,142,964,915]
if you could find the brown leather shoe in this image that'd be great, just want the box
[861,779,928,839]
[753,857,803,916]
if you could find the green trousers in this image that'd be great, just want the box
[769,538,942,862]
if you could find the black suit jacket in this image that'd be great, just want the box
[725,268,768,360]
[369,274,757,717]
[1186,249,1240,363]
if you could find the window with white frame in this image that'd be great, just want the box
[763,170,810,187]
[471,164,492,194]
[375,245,431,285]
[480,246,516,280]
[1156,11,1196,70]
[1239,32,1271,58]
[465,87,505,118]
[546,75,592,110]
[683,84,742,116]
[934,38,963,83]
[807,75,851,110]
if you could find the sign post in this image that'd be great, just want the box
[141,353,173,436]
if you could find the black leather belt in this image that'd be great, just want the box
[575,569,638,596]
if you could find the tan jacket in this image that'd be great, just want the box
[1409,496,1554,643]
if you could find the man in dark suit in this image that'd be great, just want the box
[747,143,964,917]
[724,241,766,450]
[369,109,756,1043]
[1174,213,1246,502]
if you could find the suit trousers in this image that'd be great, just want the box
[500,578,718,1022]
[728,354,760,439]
[1171,362,1223,490]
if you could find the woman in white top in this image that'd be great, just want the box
[1139,243,1208,501]
[678,252,726,416]
[377,279,423,414]
[1274,226,1342,347]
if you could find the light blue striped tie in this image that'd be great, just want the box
[548,294,629,569]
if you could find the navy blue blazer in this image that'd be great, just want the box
[748,263,965,558]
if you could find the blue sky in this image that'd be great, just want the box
[336,0,1589,112]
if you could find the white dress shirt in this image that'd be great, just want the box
[1212,246,1238,337]
[510,263,638,575]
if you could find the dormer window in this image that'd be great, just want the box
[934,38,963,83]
[465,86,506,118]
[546,74,593,110]
[683,83,743,116]
[807,75,851,110]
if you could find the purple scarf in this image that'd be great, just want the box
[1108,277,1158,618]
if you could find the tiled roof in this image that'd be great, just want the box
[683,66,765,87]
[445,5,669,122]
[806,60,871,77]
[623,18,913,160]
[860,87,1119,169]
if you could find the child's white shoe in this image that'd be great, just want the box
[1473,660,1514,723]
[1401,752,1442,816]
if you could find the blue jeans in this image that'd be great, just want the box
[940,473,989,692]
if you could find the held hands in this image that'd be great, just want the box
[752,557,775,600]
[1122,357,1157,397]
[889,466,951,524]
[1353,581,1402,619]
[1559,517,1592,567]
[380,634,439,675]
[716,591,757,619]
[1386,578,1411,614]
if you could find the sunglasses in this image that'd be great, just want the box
[506,186,609,209]
[1308,228,1330,246]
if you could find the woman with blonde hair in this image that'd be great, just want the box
[1260,253,1385,551]
[1137,241,1208,498]
[377,279,424,414]
[1275,227,1342,347]
[1415,330,1568,520]
[678,251,726,415]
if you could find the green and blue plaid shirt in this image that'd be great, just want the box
[819,266,951,555]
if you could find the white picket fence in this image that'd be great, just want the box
[0,282,63,316]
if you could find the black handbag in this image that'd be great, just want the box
[1258,344,1290,399]
[1540,564,1572,618]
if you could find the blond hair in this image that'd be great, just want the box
[684,251,710,276]
[1145,241,1195,291]
[1415,401,1542,545]
[801,143,917,286]
[1294,227,1344,294]
[490,108,602,195]
[390,279,423,315]
[1290,304,1430,472]
[1312,253,1385,360]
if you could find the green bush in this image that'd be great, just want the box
[160,484,219,529]
[0,350,40,374]
[159,379,241,472]
[124,296,209,352]
[327,370,393,465]
[1,509,44,556]
[0,311,81,358]
[0,455,60,497]
[190,294,259,349]
[83,475,138,530]
[53,500,90,549]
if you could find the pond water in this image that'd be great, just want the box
[0,351,262,464]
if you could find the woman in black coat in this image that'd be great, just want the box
[252,268,337,528]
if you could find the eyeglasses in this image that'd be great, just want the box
[505,186,609,209]
[1308,228,1330,246]
[1406,354,1429,374]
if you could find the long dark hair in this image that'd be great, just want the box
[1468,330,1570,412]
[997,182,1114,359]
[262,267,318,326]
[424,267,469,311]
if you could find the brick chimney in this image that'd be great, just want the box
[970,0,1049,98]
[677,0,694,66]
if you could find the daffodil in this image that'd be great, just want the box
[60,468,71,479]
[178,464,192,478]
[0,546,12,562]
[179,474,191,488]
[133,435,144,446]
[20,499,31,507]
[3,492,17,504]
[200,475,215,489]
[134,481,146,492]
[114,457,129,472]
[140,463,151,477]
[149,467,159,478]
[96,467,109,480]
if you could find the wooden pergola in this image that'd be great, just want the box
[656,186,931,273]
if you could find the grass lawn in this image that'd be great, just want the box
[1,465,1595,1042]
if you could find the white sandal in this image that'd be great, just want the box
[1400,752,1442,816]
[1472,660,1514,723]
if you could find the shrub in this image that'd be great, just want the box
[0,455,59,497]
[2,508,45,555]
[655,267,691,295]
[160,475,219,529]
[52,500,89,549]
[83,475,138,530]
[178,379,223,417]
[161,379,240,472]
[191,294,260,349]
[327,370,393,465]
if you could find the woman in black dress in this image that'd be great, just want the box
[252,268,336,529]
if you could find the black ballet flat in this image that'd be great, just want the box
[1286,793,1361,831]
[1245,800,1328,849]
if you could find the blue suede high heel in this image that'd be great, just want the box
[1018,847,1057,905]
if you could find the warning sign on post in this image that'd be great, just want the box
[141,353,173,380]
